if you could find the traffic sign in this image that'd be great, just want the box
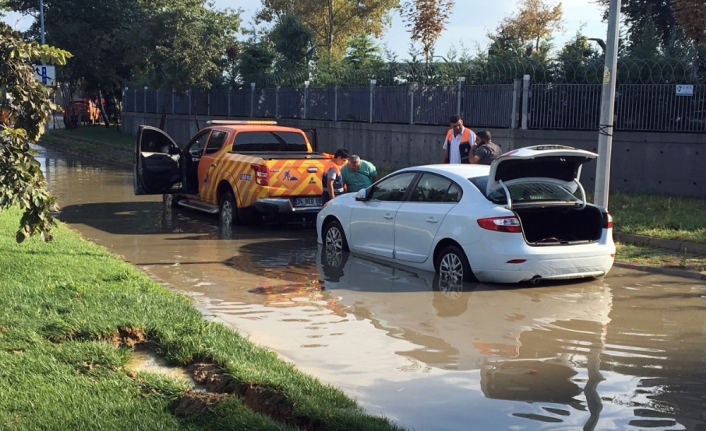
[32,65,56,86]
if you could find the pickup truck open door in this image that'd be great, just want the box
[134,125,184,195]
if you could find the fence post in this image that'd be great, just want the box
[456,77,465,115]
[207,90,211,116]
[511,79,521,129]
[276,86,280,119]
[334,84,339,122]
[188,88,192,115]
[156,90,160,115]
[171,89,175,114]
[521,74,530,130]
[227,86,231,117]
[369,79,376,123]
[409,84,416,125]
[250,82,255,117]
[143,86,147,113]
[133,89,137,114]
[303,80,309,120]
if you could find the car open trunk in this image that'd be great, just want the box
[514,205,604,245]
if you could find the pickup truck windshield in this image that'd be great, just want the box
[233,131,308,152]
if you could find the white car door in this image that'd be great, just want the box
[349,172,418,259]
[395,173,462,263]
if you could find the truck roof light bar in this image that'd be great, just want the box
[207,120,278,125]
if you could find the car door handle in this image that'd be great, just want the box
[383,213,394,220]
[426,217,438,223]
[211,163,218,168]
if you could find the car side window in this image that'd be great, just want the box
[443,184,462,203]
[410,173,458,203]
[186,131,210,157]
[204,131,227,154]
[369,173,417,202]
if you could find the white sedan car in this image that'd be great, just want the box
[316,145,615,284]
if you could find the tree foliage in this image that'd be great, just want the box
[8,0,139,96]
[345,32,385,69]
[400,0,455,62]
[0,23,70,242]
[127,0,240,96]
[270,14,313,74]
[492,0,564,53]
[673,0,706,45]
[255,0,398,56]
[598,0,677,50]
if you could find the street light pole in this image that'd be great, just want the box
[594,0,621,210]
[39,0,45,45]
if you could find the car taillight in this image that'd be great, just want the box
[477,216,522,233]
[603,212,613,229]
[252,164,269,186]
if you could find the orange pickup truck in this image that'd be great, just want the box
[134,120,331,225]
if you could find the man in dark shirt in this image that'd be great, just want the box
[469,130,502,165]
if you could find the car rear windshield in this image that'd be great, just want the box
[469,176,581,205]
[232,131,308,152]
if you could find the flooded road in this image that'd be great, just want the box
[36,145,706,431]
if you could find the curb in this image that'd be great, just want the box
[613,261,706,281]
[614,232,706,254]
[37,139,132,170]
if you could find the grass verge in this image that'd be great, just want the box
[0,208,403,431]
[615,242,706,273]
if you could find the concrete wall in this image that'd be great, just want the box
[123,113,706,198]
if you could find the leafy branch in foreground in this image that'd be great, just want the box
[0,22,71,242]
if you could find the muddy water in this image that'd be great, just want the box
[36,145,706,431]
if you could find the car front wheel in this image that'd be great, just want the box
[436,245,473,283]
[324,220,349,252]
[219,191,237,226]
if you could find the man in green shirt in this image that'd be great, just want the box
[341,155,379,193]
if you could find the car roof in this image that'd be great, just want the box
[399,163,490,179]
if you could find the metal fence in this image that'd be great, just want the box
[122,82,706,132]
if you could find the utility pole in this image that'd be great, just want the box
[39,0,45,45]
[594,0,621,210]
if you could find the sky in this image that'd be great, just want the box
[3,0,609,59]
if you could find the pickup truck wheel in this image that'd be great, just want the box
[324,220,349,252]
[219,191,238,226]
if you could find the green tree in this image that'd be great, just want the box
[8,0,140,102]
[270,14,313,74]
[627,13,661,58]
[255,0,398,56]
[238,40,276,77]
[344,32,385,69]
[0,23,70,242]
[128,1,240,95]
[400,0,455,62]
[126,0,240,126]
[597,0,676,50]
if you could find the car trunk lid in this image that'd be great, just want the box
[486,145,596,209]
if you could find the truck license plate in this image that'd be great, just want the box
[294,197,321,207]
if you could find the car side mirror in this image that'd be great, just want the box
[355,189,368,201]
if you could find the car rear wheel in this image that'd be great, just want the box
[436,246,473,283]
[219,191,238,226]
[324,220,349,252]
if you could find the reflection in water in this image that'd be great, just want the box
[36,145,706,431]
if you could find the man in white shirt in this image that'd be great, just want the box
[442,115,476,164]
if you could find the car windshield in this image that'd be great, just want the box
[469,176,581,205]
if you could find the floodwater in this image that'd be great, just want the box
[35,144,706,431]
